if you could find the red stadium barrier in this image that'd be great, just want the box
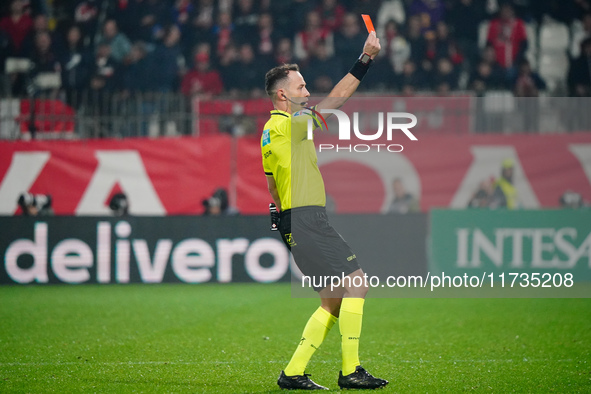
[1,133,590,215]
[17,99,75,134]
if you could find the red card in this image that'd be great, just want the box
[362,14,375,33]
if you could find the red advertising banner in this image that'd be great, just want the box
[1,134,590,215]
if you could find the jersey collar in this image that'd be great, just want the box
[270,109,290,118]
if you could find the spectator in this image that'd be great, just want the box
[467,178,496,208]
[486,3,528,74]
[363,25,397,91]
[29,30,61,97]
[235,43,266,96]
[71,0,100,47]
[0,0,33,56]
[377,0,406,29]
[257,0,271,15]
[469,60,506,94]
[121,42,152,94]
[121,0,168,44]
[419,56,436,88]
[97,19,131,63]
[272,0,312,39]
[305,39,343,93]
[294,10,334,62]
[433,57,459,91]
[219,43,241,96]
[21,14,63,58]
[571,13,591,58]
[568,38,591,97]
[253,13,281,60]
[150,24,185,93]
[274,37,294,65]
[481,44,502,71]
[408,0,445,34]
[396,60,428,91]
[432,21,463,66]
[184,0,216,52]
[192,0,217,35]
[382,20,410,74]
[406,15,427,64]
[334,13,366,65]
[233,0,258,39]
[119,42,157,136]
[212,11,233,58]
[60,24,91,106]
[446,0,486,66]
[387,178,420,214]
[512,58,546,97]
[493,158,518,209]
[316,0,346,32]
[171,0,195,34]
[402,84,416,96]
[88,42,118,92]
[87,43,119,137]
[181,46,223,98]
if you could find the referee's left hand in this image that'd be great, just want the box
[363,31,381,59]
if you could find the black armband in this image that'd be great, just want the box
[349,54,372,81]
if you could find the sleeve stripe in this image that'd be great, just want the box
[264,172,273,176]
[310,106,321,129]
[313,117,320,129]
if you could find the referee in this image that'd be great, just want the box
[261,31,388,390]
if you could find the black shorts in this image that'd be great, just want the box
[279,206,360,291]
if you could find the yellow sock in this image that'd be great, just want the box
[284,307,337,376]
[339,298,365,375]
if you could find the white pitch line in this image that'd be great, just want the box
[0,359,578,367]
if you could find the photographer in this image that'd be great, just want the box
[17,192,53,216]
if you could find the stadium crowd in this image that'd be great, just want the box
[1,0,590,103]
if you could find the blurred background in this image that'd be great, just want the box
[1,5,589,392]
[0,0,590,285]
[0,0,590,139]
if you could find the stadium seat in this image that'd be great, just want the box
[539,18,569,52]
[538,52,569,91]
[525,22,538,69]
[478,20,490,49]
[538,18,570,92]
[483,91,515,113]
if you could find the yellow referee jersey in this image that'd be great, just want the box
[261,108,325,210]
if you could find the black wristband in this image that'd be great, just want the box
[349,58,372,81]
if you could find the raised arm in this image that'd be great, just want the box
[315,31,381,114]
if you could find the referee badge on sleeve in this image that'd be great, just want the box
[262,129,271,146]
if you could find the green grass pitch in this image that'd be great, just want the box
[1,283,590,393]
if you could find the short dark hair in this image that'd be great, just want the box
[265,63,299,98]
